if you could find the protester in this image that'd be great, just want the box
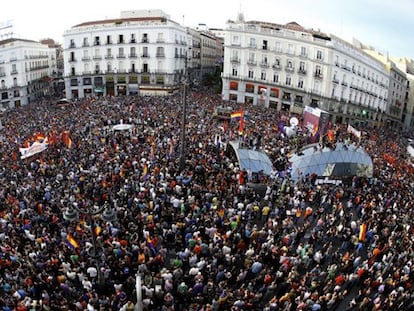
[0,90,413,311]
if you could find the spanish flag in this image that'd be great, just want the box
[65,233,80,249]
[359,223,367,242]
[143,163,149,181]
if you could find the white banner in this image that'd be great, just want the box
[19,140,48,159]
[347,124,361,138]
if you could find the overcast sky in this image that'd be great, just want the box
[2,0,413,59]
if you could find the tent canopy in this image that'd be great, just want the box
[228,141,274,175]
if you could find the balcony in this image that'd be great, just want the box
[156,53,165,58]
[82,56,91,61]
[298,68,307,75]
[260,62,269,68]
[104,54,114,59]
[130,39,136,44]
[248,44,257,49]
[82,43,90,47]
[117,54,126,59]
[341,81,348,87]
[142,54,150,58]
[332,77,339,84]
[10,70,18,75]
[0,72,5,77]
[69,43,76,48]
[106,41,113,45]
[129,53,137,58]
[156,39,165,43]
[247,60,257,66]
[68,58,77,62]
[314,72,323,79]
[285,66,294,73]
[142,38,149,43]
[272,64,281,70]
[93,55,102,60]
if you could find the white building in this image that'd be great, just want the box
[0,38,57,109]
[222,17,391,127]
[62,9,190,98]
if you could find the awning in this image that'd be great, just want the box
[230,81,238,89]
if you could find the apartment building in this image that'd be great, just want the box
[0,38,57,109]
[390,57,414,131]
[63,9,191,98]
[222,17,392,127]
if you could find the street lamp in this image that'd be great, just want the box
[179,51,190,172]
[63,202,117,289]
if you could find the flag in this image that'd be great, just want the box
[327,130,335,142]
[231,111,243,120]
[347,124,361,138]
[238,110,244,135]
[61,131,74,149]
[143,163,149,180]
[359,223,367,241]
[65,233,80,249]
[93,224,102,236]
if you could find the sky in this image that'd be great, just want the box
[1,0,413,60]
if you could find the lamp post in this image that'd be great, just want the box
[63,201,117,290]
[179,52,190,173]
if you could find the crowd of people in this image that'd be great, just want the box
[0,90,414,311]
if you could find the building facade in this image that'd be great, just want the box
[390,57,414,131]
[222,18,393,128]
[0,38,57,109]
[62,10,191,98]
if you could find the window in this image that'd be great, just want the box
[245,83,254,93]
[275,41,281,53]
[142,33,148,43]
[285,76,291,86]
[143,47,148,57]
[118,34,124,44]
[83,38,89,46]
[232,68,238,76]
[315,65,322,77]
[248,70,254,79]
[230,81,238,90]
[248,52,255,64]
[95,64,100,74]
[106,48,112,58]
[249,38,256,48]
[298,79,304,88]
[70,39,75,48]
[94,36,100,45]
[71,67,76,76]
[106,35,112,44]
[143,63,148,73]
[130,33,136,43]
[232,35,240,45]
[299,61,306,73]
[288,44,294,55]
[262,55,268,65]
[273,74,279,83]
[118,47,124,57]
[157,33,164,42]
[130,47,136,57]
[316,50,323,60]
[300,46,307,57]
[261,71,266,80]
[156,47,165,57]
[263,40,268,50]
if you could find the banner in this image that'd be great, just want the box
[19,140,48,159]
[347,124,361,138]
